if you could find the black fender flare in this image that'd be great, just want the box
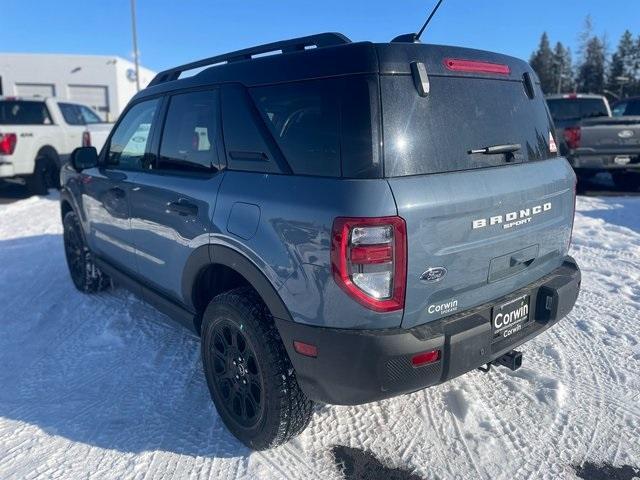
[181,244,293,322]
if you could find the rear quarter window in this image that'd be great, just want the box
[0,101,53,125]
[250,76,380,178]
[382,75,555,177]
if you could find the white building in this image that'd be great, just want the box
[0,53,157,121]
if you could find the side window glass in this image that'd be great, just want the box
[59,103,84,125]
[79,105,102,124]
[251,81,341,177]
[612,103,627,117]
[106,99,159,170]
[157,90,219,173]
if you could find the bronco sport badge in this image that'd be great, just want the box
[472,202,552,230]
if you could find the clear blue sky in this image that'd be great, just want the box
[2,0,638,72]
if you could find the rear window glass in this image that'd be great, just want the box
[382,75,555,177]
[546,98,609,122]
[0,101,52,125]
[250,76,380,178]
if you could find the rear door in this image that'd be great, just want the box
[379,51,576,329]
[128,89,225,304]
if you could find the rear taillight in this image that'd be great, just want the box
[443,58,511,75]
[563,127,581,150]
[82,131,92,147]
[0,133,17,155]
[331,216,407,312]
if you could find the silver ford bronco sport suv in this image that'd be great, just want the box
[60,33,581,450]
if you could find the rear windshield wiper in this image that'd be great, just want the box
[468,143,521,155]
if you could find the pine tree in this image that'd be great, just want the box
[576,36,606,94]
[552,42,574,93]
[606,30,635,97]
[529,32,556,93]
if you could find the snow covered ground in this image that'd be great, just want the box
[0,192,638,480]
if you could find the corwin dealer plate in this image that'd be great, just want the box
[491,295,531,341]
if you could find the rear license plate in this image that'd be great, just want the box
[492,295,530,340]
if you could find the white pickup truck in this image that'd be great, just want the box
[0,97,112,194]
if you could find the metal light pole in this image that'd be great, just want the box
[130,0,141,92]
[556,60,563,94]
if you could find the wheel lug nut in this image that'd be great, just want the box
[242,379,247,385]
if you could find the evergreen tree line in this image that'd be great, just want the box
[529,16,640,100]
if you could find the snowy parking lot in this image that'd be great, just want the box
[0,190,639,480]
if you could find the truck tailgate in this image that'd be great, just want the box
[577,116,640,155]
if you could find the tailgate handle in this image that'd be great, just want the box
[510,253,535,267]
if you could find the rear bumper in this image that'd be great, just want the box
[0,162,15,178]
[568,151,640,171]
[276,256,581,405]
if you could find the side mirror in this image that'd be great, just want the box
[70,146,98,171]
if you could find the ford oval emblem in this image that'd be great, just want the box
[618,130,634,139]
[420,267,447,283]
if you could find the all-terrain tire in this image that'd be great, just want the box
[63,211,110,293]
[26,157,59,195]
[201,287,313,450]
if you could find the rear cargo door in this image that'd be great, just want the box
[380,56,576,329]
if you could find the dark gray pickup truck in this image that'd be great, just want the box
[546,93,640,189]
[563,116,640,189]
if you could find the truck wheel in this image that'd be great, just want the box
[26,157,59,195]
[611,171,640,191]
[201,287,313,450]
[63,211,110,293]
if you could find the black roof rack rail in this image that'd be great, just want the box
[149,32,351,87]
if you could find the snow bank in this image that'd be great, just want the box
[0,193,638,479]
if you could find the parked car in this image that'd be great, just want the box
[546,94,640,188]
[0,96,110,194]
[60,33,581,450]
[545,93,611,155]
[612,96,640,117]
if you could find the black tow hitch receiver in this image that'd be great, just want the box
[492,350,523,371]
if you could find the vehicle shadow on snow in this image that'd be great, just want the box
[0,234,251,460]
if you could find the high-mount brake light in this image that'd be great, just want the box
[0,133,17,155]
[331,216,407,312]
[443,58,510,75]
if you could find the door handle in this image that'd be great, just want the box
[168,200,198,216]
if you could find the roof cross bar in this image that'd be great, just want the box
[149,32,351,87]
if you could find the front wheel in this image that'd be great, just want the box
[63,211,110,293]
[201,287,313,450]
